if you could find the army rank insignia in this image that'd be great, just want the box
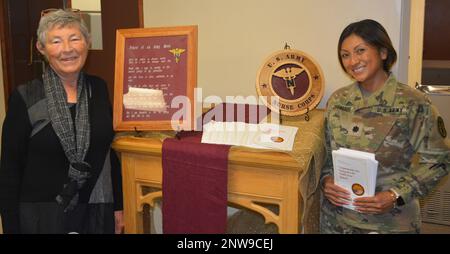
[256,46,325,116]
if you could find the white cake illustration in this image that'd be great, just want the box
[123,87,167,112]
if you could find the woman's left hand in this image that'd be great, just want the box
[353,191,395,215]
[114,210,125,234]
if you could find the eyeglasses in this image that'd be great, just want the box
[40,8,81,17]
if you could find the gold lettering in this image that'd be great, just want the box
[279,103,294,110]
[298,96,314,108]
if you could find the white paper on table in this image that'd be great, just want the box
[201,121,298,151]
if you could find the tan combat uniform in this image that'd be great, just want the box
[320,75,449,233]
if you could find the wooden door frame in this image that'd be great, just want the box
[0,0,13,106]
[408,0,425,87]
[0,0,144,107]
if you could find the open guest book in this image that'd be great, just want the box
[201,121,298,151]
[332,148,378,211]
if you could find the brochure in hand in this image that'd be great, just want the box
[332,148,378,211]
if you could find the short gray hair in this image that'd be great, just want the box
[37,9,91,46]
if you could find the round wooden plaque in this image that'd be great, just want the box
[256,49,325,116]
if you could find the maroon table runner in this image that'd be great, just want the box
[162,131,230,233]
[199,103,271,127]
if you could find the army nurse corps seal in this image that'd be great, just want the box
[256,48,325,116]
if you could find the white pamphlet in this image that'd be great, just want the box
[201,121,298,151]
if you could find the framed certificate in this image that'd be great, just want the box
[113,26,197,131]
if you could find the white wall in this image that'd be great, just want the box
[143,0,407,109]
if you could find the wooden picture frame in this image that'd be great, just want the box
[113,26,197,131]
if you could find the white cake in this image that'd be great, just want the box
[123,87,167,112]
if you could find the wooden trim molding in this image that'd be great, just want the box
[422,60,450,69]
[408,0,425,86]
[0,0,12,108]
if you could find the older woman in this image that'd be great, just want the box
[320,19,449,233]
[0,9,123,234]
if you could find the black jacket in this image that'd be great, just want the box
[0,75,123,233]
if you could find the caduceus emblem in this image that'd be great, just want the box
[273,67,304,95]
[169,48,186,63]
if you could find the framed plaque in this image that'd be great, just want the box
[113,26,197,131]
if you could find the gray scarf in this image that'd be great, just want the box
[43,67,91,211]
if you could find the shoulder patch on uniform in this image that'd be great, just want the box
[437,116,447,138]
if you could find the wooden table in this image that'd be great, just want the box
[113,137,308,234]
[113,110,325,234]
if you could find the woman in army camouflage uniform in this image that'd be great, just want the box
[320,19,449,233]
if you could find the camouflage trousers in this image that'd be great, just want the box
[320,198,419,234]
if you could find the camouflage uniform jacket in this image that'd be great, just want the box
[321,74,449,233]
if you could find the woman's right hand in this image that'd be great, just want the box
[322,175,352,207]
